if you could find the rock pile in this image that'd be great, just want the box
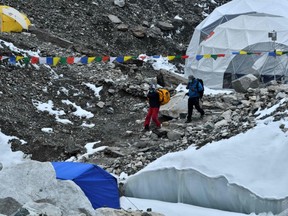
[91,81,288,176]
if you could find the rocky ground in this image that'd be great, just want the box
[2,1,288,215]
[5,0,288,179]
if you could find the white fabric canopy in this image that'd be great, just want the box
[185,0,288,88]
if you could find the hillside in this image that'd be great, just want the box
[0,0,239,176]
[8,0,229,56]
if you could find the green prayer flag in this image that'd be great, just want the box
[23,57,30,64]
[60,57,67,64]
[96,57,102,62]
[211,55,218,60]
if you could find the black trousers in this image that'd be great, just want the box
[187,97,204,120]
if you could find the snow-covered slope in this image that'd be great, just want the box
[124,99,288,214]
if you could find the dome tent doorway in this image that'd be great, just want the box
[223,42,288,88]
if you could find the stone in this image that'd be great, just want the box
[117,23,129,31]
[97,101,105,108]
[156,21,175,31]
[232,74,259,93]
[108,14,122,24]
[114,0,125,7]
[131,26,146,38]
[167,130,183,141]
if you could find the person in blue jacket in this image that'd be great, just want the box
[185,75,205,123]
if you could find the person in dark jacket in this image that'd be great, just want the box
[185,75,205,123]
[143,84,161,131]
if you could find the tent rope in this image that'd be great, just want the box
[121,195,140,211]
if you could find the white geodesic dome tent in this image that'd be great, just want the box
[185,0,288,88]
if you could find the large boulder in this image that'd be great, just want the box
[160,92,187,118]
[0,161,95,216]
[232,74,259,93]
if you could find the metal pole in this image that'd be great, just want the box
[274,40,276,81]
[269,30,277,81]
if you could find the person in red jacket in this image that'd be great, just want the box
[143,84,161,131]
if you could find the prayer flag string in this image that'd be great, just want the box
[1,51,288,66]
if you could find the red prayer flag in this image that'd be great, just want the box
[67,57,74,64]
[102,56,110,61]
[31,57,39,64]
[217,54,225,57]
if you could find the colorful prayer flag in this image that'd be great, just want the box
[16,56,24,61]
[124,56,132,62]
[167,56,175,61]
[31,57,39,64]
[67,57,74,64]
[60,57,67,64]
[23,57,30,64]
[46,57,53,65]
[53,57,60,66]
[211,55,218,60]
[102,56,110,61]
[196,55,203,61]
[268,52,276,57]
[95,57,102,62]
[81,57,88,64]
[88,57,95,64]
[9,56,16,64]
[39,57,47,64]
[110,57,116,63]
[74,57,81,63]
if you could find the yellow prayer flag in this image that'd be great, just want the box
[16,56,24,61]
[167,56,175,61]
[203,54,211,58]
[124,56,132,62]
[88,57,96,64]
[276,51,283,55]
[53,57,60,66]
[239,50,247,55]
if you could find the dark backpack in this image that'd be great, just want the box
[196,78,204,99]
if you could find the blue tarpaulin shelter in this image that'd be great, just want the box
[52,162,120,209]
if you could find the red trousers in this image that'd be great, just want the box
[144,107,161,127]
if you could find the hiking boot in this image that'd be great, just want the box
[185,119,191,123]
[143,125,150,131]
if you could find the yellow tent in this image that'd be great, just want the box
[0,5,31,32]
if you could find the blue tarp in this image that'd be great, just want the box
[52,162,120,209]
